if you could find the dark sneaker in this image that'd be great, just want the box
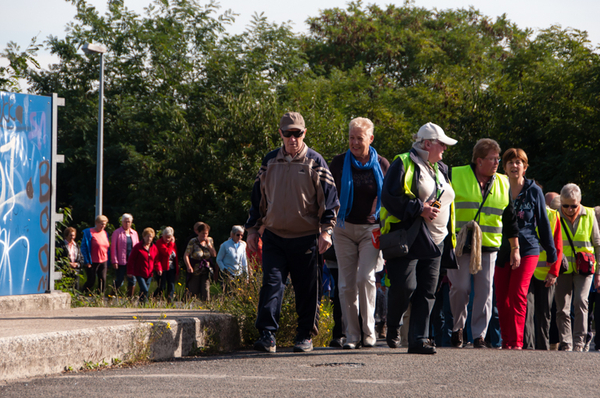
[254,330,276,353]
[408,341,437,355]
[386,334,401,349]
[294,338,313,352]
[451,328,464,348]
[473,337,488,349]
[343,341,362,349]
[329,338,345,348]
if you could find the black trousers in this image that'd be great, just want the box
[255,230,320,339]
[524,276,555,350]
[386,243,443,347]
[82,262,108,293]
[328,267,344,339]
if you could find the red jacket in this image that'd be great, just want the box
[155,237,179,275]
[127,242,158,278]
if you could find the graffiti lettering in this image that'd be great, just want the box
[39,160,50,203]
[0,91,51,296]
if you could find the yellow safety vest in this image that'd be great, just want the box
[452,165,510,249]
[561,206,596,275]
[380,152,455,247]
[533,208,559,281]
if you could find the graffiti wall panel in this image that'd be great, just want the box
[0,91,52,295]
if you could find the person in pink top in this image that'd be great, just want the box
[127,227,159,303]
[80,215,111,293]
[111,213,140,297]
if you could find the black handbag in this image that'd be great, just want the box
[379,218,422,260]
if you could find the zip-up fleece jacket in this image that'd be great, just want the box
[246,143,339,239]
[110,227,139,266]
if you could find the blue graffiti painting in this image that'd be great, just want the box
[0,91,52,295]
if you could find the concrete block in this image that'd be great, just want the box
[0,313,240,381]
[0,292,71,314]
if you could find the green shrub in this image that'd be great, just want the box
[206,260,334,348]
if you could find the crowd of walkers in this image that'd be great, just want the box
[58,217,252,304]
[247,111,599,354]
[58,111,600,355]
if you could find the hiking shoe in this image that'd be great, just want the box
[329,337,345,348]
[473,337,488,349]
[254,330,276,353]
[557,342,572,352]
[293,338,313,352]
[451,328,464,348]
[407,341,437,355]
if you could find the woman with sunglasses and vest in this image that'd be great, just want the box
[494,148,557,350]
[380,122,457,354]
[554,183,600,351]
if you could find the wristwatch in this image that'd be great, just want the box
[324,228,333,236]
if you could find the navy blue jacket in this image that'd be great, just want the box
[497,178,557,266]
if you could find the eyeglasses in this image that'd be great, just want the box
[282,129,305,138]
[562,204,578,209]
[485,156,501,163]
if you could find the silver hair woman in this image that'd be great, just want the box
[216,225,250,279]
[554,183,600,351]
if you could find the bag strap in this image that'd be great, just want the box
[560,216,577,256]
[473,174,496,223]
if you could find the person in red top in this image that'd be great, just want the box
[127,227,159,303]
[80,215,111,293]
[154,227,179,302]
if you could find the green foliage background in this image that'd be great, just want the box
[2,0,600,243]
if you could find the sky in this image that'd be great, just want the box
[2,0,599,71]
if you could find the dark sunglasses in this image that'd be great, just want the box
[236,234,243,237]
[281,129,305,138]
[562,204,578,209]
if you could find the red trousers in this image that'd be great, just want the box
[494,255,539,348]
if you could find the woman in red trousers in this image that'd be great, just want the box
[494,148,557,349]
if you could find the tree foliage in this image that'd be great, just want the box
[3,0,600,243]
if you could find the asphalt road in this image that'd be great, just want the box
[2,343,599,397]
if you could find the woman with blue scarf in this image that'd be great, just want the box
[329,117,389,349]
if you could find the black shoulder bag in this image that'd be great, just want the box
[379,218,422,260]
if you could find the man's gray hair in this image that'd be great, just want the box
[231,225,245,235]
[560,183,582,202]
[349,117,374,137]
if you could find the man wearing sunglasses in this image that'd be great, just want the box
[246,111,340,353]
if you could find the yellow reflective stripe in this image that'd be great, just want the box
[380,152,414,235]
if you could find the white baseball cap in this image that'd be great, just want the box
[416,122,457,146]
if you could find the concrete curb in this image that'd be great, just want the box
[0,313,240,381]
[0,292,71,314]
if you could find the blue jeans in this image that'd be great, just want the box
[136,276,152,303]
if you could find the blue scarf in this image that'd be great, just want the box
[337,146,384,228]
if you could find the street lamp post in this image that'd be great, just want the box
[83,43,108,218]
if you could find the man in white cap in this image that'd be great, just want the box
[380,122,457,354]
[246,111,339,353]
